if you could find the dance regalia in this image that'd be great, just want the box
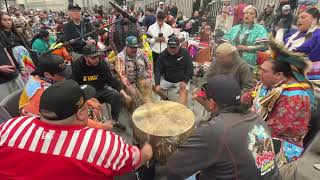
[285,26,320,94]
[252,39,315,167]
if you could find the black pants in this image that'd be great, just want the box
[96,88,122,121]
[152,52,160,75]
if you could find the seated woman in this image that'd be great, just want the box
[31,29,55,55]
[175,12,185,29]
[200,23,212,43]
[223,5,268,68]
[284,7,320,82]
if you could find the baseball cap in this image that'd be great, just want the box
[282,5,291,11]
[201,75,241,106]
[35,54,71,78]
[159,2,164,5]
[68,3,81,10]
[40,80,96,120]
[168,36,180,48]
[81,44,102,57]
[126,36,139,48]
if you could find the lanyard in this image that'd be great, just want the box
[74,22,84,36]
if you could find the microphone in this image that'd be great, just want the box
[109,1,137,23]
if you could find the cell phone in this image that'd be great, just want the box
[158,33,163,37]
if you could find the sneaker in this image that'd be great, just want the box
[113,122,126,131]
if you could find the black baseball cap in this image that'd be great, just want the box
[168,36,180,48]
[203,75,241,106]
[81,44,102,57]
[68,3,81,10]
[35,54,71,78]
[40,80,96,120]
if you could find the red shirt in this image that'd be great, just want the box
[0,116,141,180]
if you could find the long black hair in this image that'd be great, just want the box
[0,12,30,48]
[0,12,18,34]
[305,7,320,22]
[31,29,49,46]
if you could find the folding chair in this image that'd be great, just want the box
[0,89,23,121]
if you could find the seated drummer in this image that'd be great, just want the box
[153,35,194,105]
[0,80,153,179]
[116,36,152,109]
[19,54,71,116]
[194,43,253,108]
[19,54,111,129]
[202,43,253,93]
[167,75,280,180]
[72,44,128,131]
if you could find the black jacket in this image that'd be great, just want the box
[72,57,121,92]
[167,110,281,180]
[63,21,97,53]
[155,48,194,85]
[275,13,293,29]
[0,30,29,84]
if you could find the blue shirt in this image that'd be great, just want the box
[144,15,156,29]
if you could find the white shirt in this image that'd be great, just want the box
[147,22,174,54]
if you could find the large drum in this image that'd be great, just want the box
[132,101,195,161]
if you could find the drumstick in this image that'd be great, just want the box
[145,134,151,168]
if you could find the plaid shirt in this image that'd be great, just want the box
[116,48,152,87]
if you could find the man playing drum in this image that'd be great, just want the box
[167,75,280,180]
[0,80,153,179]
[116,36,153,109]
[153,36,194,105]
[19,54,112,130]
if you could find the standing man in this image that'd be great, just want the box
[154,36,193,105]
[109,15,142,54]
[245,59,313,170]
[274,5,293,37]
[63,3,97,55]
[147,11,173,74]
[170,2,178,18]
[116,36,152,108]
[144,8,157,31]
[167,75,280,180]
[241,41,315,177]
[156,2,165,15]
[72,44,127,130]
[258,3,276,32]
[0,80,153,179]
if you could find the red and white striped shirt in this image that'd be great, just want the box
[0,116,141,179]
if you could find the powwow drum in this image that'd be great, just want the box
[132,101,195,161]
